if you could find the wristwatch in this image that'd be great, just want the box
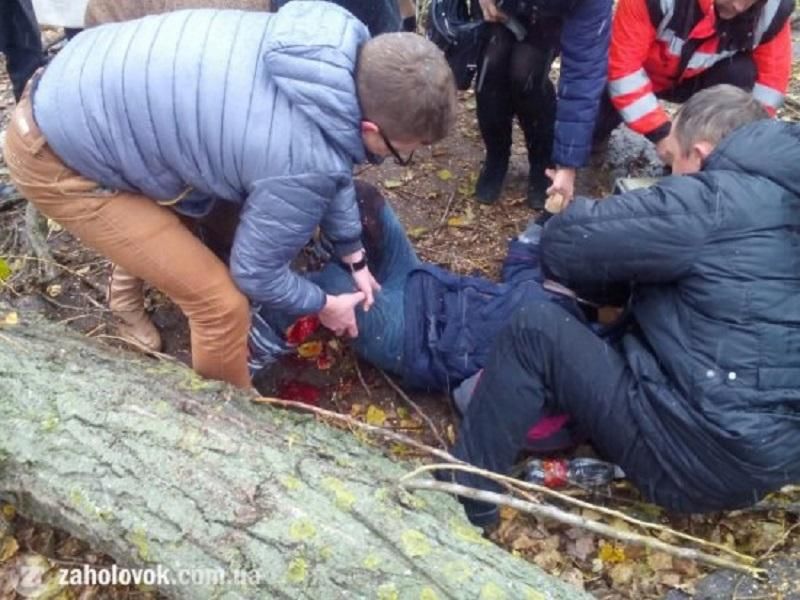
[345,254,368,273]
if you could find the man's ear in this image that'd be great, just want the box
[693,140,715,162]
[361,121,379,135]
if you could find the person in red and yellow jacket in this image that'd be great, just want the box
[594,0,793,163]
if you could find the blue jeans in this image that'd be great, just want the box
[250,203,418,375]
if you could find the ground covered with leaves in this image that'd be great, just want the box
[2,25,800,600]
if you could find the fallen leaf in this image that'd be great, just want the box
[609,562,635,587]
[0,537,18,562]
[3,312,18,326]
[365,405,386,427]
[447,215,471,228]
[1,505,15,520]
[297,341,323,359]
[658,571,682,587]
[647,551,674,572]
[0,258,11,281]
[568,535,596,562]
[436,168,453,181]
[598,541,627,564]
[533,549,563,571]
[46,218,62,233]
[46,284,62,298]
[408,227,429,239]
[510,534,538,552]
[383,179,404,189]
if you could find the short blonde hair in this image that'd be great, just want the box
[357,33,457,144]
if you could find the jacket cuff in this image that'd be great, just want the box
[330,237,363,258]
[645,121,672,144]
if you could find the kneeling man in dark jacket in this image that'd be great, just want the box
[449,84,800,527]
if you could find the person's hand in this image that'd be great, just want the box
[545,166,577,207]
[479,0,508,22]
[319,292,365,338]
[351,266,381,311]
[654,137,674,166]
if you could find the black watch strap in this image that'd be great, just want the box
[345,255,368,273]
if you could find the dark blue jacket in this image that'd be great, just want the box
[402,236,580,391]
[535,0,612,167]
[542,119,800,510]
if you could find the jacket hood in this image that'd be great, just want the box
[704,119,800,198]
[263,1,369,163]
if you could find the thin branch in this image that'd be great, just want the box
[23,204,58,281]
[353,358,372,399]
[403,478,766,579]
[252,395,460,464]
[379,369,448,449]
[402,463,756,564]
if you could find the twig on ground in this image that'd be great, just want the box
[4,253,107,296]
[436,191,457,229]
[23,204,58,282]
[759,520,800,561]
[353,358,372,399]
[252,395,461,464]
[402,463,756,564]
[403,478,766,579]
[379,368,448,449]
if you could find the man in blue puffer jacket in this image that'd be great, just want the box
[3,2,456,388]
[446,85,800,527]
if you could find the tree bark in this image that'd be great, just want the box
[0,309,587,600]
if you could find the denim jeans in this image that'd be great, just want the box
[251,203,418,375]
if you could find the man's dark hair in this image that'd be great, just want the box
[673,84,768,155]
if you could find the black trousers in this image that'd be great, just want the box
[449,301,687,526]
[594,53,758,143]
[0,0,44,101]
[475,22,558,167]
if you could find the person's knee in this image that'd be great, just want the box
[190,281,250,336]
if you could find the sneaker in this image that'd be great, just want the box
[475,154,509,204]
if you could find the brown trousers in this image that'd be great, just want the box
[3,85,252,388]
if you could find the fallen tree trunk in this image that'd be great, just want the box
[0,309,586,599]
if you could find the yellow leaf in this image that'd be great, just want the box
[437,169,453,181]
[0,258,11,281]
[383,179,404,189]
[447,216,471,228]
[46,283,62,298]
[3,312,18,326]
[1,505,15,520]
[598,541,627,564]
[0,536,19,562]
[365,405,387,427]
[408,227,429,239]
[297,341,323,359]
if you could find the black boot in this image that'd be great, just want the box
[526,164,550,210]
[475,153,509,204]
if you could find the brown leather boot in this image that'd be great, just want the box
[108,265,162,352]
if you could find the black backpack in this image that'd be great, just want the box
[426,0,488,90]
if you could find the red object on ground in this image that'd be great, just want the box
[285,316,320,345]
[541,459,570,488]
[276,380,321,406]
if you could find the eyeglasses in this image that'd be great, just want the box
[379,128,415,166]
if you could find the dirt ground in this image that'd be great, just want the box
[2,25,800,600]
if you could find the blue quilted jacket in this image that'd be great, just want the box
[33,2,370,314]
